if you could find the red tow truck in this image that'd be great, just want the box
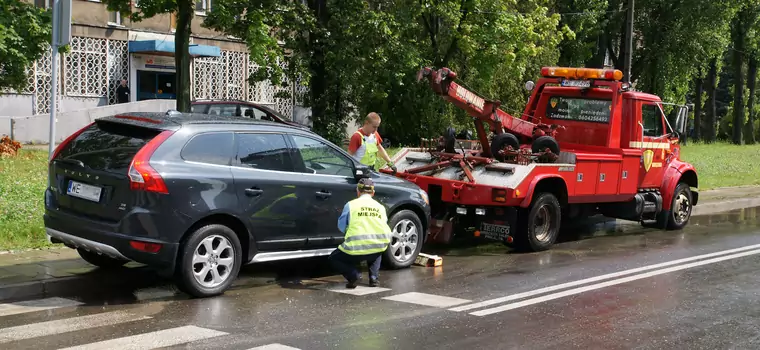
[380,66,698,252]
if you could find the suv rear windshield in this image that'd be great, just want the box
[55,121,161,174]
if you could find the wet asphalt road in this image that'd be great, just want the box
[4,207,760,350]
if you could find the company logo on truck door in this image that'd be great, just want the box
[642,150,654,172]
[456,85,485,110]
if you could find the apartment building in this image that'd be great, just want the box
[1,0,306,122]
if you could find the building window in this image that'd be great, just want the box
[108,11,122,26]
[195,0,211,15]
[34,0,50,8]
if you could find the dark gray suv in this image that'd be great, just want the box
[44,112,430,297]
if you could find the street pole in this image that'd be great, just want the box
[48,0,60,159]
[623,0,634,84]
[48,0,71,159]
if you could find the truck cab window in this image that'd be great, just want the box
[641,104,664,137]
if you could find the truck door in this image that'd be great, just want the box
[635,102,670,188]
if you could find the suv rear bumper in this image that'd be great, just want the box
[44,211,179,271]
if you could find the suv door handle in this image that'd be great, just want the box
[245,188,264,197]
[316,190,332,198]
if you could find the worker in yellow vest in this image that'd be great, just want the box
[329,177,392,289]
[348,112,397,172]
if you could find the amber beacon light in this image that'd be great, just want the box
[540,67,624,81]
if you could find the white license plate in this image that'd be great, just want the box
[480,222,510,241]
[67,180,102,202]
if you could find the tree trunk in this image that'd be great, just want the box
[307,0,328,136]
[175,1,193,112]
[732,40,745,145]
[746,56,757,144]
[694,74,703,141]
[705,59,718,143]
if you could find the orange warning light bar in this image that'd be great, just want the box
[540,67,624,81]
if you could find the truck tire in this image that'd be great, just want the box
[175,224,243,298]
[444,127,457,153]
[531,136,560,154]
[514,192,562,252]
[658,182,693,230]
[490,133,520,161]
[383,210,424,269]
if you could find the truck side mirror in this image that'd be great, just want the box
[675,106,689,134]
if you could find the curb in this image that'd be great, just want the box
[0,266,166,302]
[692,197,760,216]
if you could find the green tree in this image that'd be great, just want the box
[0,0,52,91]
[205,0,568,145]
[105,0,195,112]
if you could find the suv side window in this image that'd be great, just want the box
[642,103,665,137]
[241,106,270,120]
[291,135,354,177]
[236,133,294,172]
[181,132,234,166]
[208,104,240,116]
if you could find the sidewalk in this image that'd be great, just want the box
[2,185,760,302]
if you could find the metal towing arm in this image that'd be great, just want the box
[416,67,562,158]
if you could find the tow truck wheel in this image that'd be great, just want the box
[383,210,424,269]
[531,136,560,154]
[490,133,520,161]
[444,127,457,153]
[514,192,561,252]
[660,182,693,230]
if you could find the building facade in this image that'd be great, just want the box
[1,0,307,123]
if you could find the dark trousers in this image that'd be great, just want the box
[329,249,382,282]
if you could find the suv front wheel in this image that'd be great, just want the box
[175,224,243,298]
[383,210,424,269]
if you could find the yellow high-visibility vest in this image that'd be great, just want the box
[339,195,391,255]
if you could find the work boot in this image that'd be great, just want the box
[346,279,359,289]
[369,278,379,287]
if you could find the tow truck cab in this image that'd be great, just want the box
[523,68,697,222]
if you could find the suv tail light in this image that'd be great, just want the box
[49,122,95,164]
[128,130,174,194]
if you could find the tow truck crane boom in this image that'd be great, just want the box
[417,67,550,158]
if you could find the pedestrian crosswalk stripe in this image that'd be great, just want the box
[0,311,150,343]
[57,325,228,350]
[0,297,83,317]
[326,285,391,296]
[382,292,471,308]
[247,344,302,350]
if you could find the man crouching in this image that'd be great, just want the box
[329,178,392,289]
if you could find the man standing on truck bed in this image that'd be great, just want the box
[348,112,397,172]
[330,178,392,288]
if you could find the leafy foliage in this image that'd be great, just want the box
[0,0,52,91]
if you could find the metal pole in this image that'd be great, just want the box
[623,0,634,84]
[48,0,60,159]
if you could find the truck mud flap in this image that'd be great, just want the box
[473,208,519,244]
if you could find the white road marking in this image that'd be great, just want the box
[471,248,760,316]
[0,311,150,343]
[0,297,83,317]
[58,325,228,350]
[450,243,760,312]
[326,285,392,296]
[383,292,471,308]
[247,344,302,350]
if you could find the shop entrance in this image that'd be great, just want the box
[136,70,176,101]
